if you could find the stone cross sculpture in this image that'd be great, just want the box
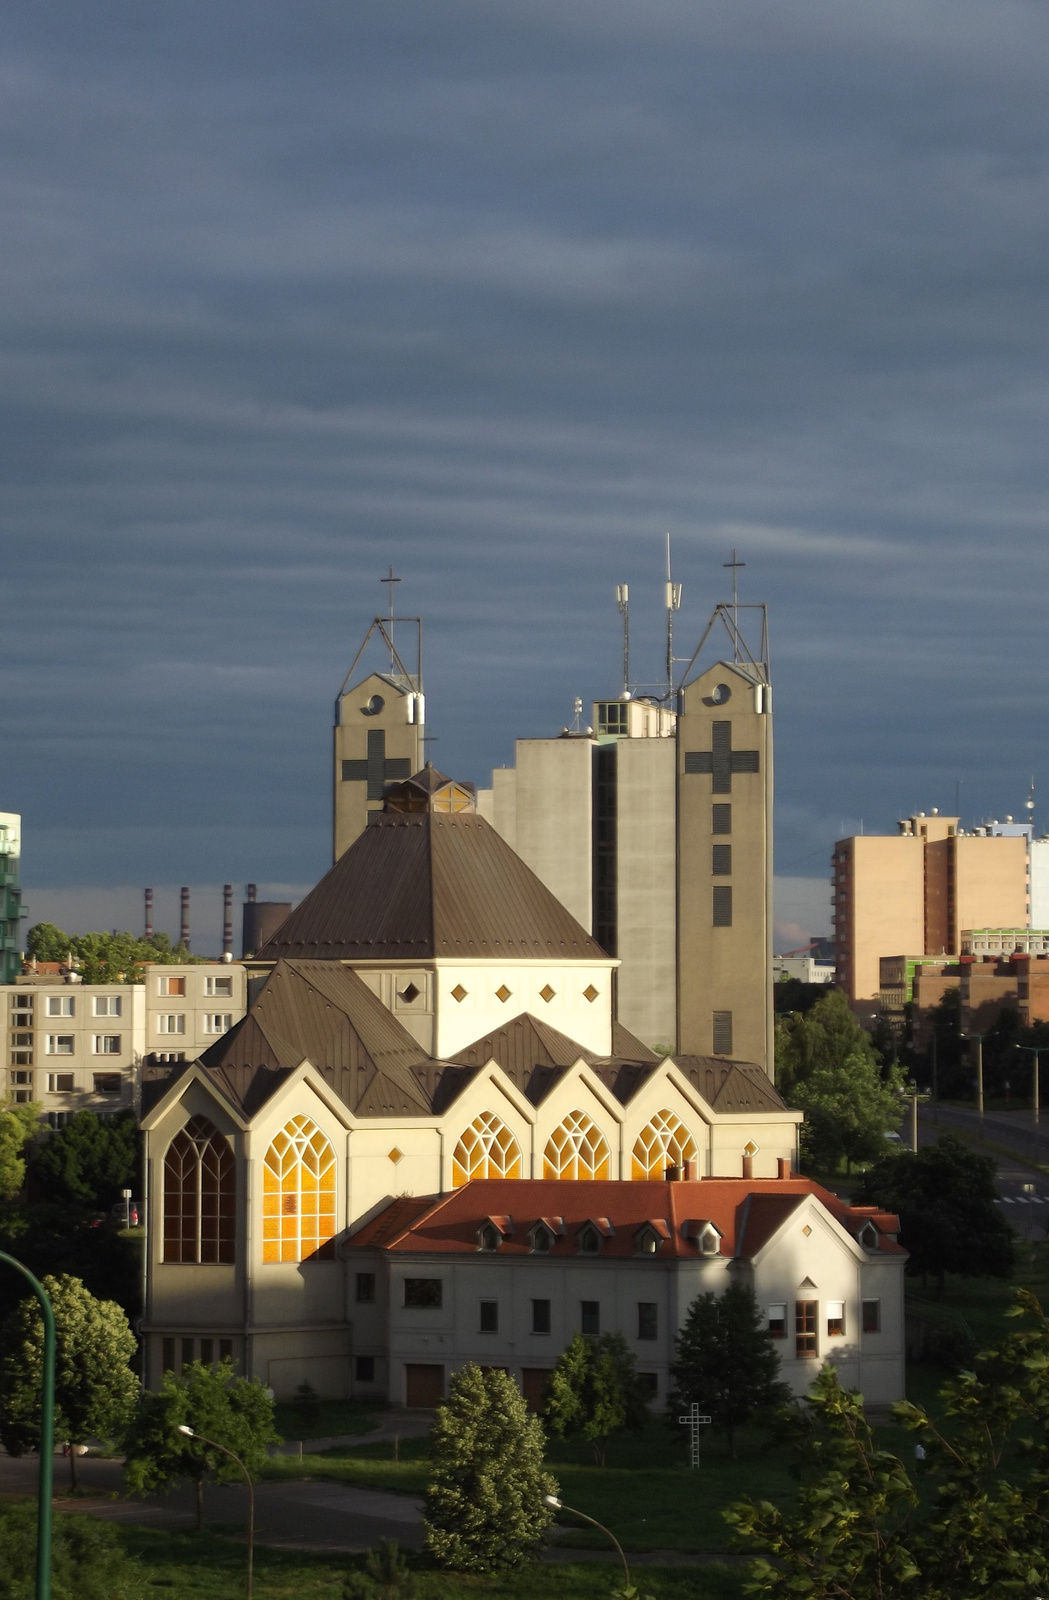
[677,1402,712,1468]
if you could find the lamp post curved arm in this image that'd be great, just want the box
[544,1493,630,1589]
[177,1425,253,1599]
[0,1252,55,1600]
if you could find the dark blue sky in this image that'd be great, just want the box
[5,1,1049,950]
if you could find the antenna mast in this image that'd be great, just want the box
[616,584,630,695]
[664,534,682,701]
[723,549,746,663]
[381,566,402,671]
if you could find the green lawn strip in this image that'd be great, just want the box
[272,1399,381,1442]
[118,1526,744,1599]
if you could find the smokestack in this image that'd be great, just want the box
[222,884,234,957]
[742,1154,754,1180]
[144,887,154,938]
[180,887,190,951]
[778,1158,792,1180]
[246,883,257,903]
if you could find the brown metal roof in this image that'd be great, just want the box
[254,812,606,962]
[451,1011,596,1103]
[672,1056,787,1113]
[194,959,432,1117]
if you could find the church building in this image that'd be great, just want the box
[140,769,905,1409]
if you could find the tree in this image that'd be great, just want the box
[31,1109,139,1211]
[725,1290,1049,1599]
[0,1098,39,1199]
[791,1050,904,1173]
[670,1282,789,1460]
[343,1539,415,1600]
[26,922,201,983]
[0,1272,139,1488]
[0,1197,142,1319]
[775,987,884,1096]
[424,1363,556,1571]
[0,1499,145,1600]
[124,1359,280,1530]
[543,1332,650,1466]
[853,1133,1014,1293]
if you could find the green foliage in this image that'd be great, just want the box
[31,1109,139,1210]
[544,1332,651,1466]
[0,1198,142,1318]
[775,988,883,1097]
[424,1363,556,1572]
[790,1050,904,1172]
[124,1359,280,1530]
[0,1100,39,1200]
[854,1133,1014,1290]
[728,1290,1049,1598]
[0,1272,139,1487]
[343,1539,415,1600]
[670,1283,789,1460]
[26,922,201,983]
[0,1500,145,1600]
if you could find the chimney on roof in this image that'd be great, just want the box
[665,1164,682,1182]
[180,887,190,950]
[742,1154,754,1180]
[778,1157,792,1180]
[222,884,234,957]
[683,1158,700,1181]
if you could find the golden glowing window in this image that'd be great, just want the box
[452,1112,522,1187]
[543,1111,611,1181]
[262,1116,336,1264]
[451,984,468,1002]
[631,1109,699,1181]
[539,984,556,1003]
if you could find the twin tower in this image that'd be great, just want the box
[333,633,773,1073]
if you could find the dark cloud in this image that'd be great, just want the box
[4,0,1049,932]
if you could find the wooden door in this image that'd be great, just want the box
[521,1368,551,1413]
[405,1363,444,1408]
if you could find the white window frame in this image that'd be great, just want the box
[93,1035,121,1055]
[93,995,122,1017]
[46,1036,74,1055]
[826,1300,846,1337]
[46,1072,75,1093]
[767,1303,787,1339]
[157,976,186,997]
[46,996,74,1017]
[204,975,233,997]
[203,1013,232,1035]
[157,1014,186,1035]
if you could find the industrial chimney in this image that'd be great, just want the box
[222,884,234,958]
[144,887,154,939]
[180,887,190,951]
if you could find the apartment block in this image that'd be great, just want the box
[0,813,23,984]
[144,962,248,1066]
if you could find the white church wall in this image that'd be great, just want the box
[529,1065,624,1181]
[345,1120,443,1231]
[708,1113,797,1178]
[431,958,616,1059]
[437,1069,536,1194]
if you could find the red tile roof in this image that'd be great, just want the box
[348,1178,905,1259]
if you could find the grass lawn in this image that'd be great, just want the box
[117,1526,744,1599]
[272,1399,381,1442]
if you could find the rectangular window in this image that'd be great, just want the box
[203,1014,232,1035]
[531,1298,551,1335]
[11,1089,32,1103]
[711,844,732,875]
[712,1011,733,1054]
[46,1036,74,1055]
[93,996,121,1017]
[182,1338,195,1370]
[11,1033,32,1048]
[862,1299,881,1334]
[712,803,732,835]
[767,1303,787,1339]
[157,1015,186,1035]
[158,976,186,997]
[796,1301,818,1358]
[637,1302,657,1341]
[162,1338,175,1373]
[404,1278,442,1308]
[479,1300,499,1333]
[355,1355,376,1383]
[10,1050,32,1067]
[199,1338,214,1366]
[713,885,733,926]
[826,1301,845,1338]
[93,1073,121,1094]
[638,1371,658,1397]
[581,1301,600,1337]
[219,1339,233,1364]
[9,1070,32,1086]
[356,1272,376,1303]
[46,1072,75,1093]
[47,996,74,1017]
[11,996,34,1016]
[596,701,628,735]
[205,976,234,997]
[93,1035,121,1054]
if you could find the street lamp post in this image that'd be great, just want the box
[0,1253,55,1600]
[178,1425,254,1599]
[1015,1045,1047,1166]
[544,1494,630,1590]
[960,1032,985,1128]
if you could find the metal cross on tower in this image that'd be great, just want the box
[723,549,746,660]
[381,566,401,667]
[677,1402,712,1468]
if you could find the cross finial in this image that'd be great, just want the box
[380,566,402,668]
[723,549,745,660]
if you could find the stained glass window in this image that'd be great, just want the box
[262,1116,336,1264]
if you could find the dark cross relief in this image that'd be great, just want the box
[342,730,412,800]
[684,721,759,793]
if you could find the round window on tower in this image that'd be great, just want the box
[362,694,385,716]
[710,683,731,704]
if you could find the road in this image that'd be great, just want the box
[918,1104,1049,1242]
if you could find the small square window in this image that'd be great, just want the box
[712,844,732,875]
[93,1035,121,1055]
[398,982,421,1004]
[712,804,732,835]
[46,1036,74,1056]
[93,996,121,1017]
[713,886,733,927]
[404,1278,442,1309]
[479,1300,499,1333]
[47,996,74,1017]
[356,1272,376,1303]
[159,976,186,997]
[451,984,468,1002]
[540,984,556,1002]
[203,1014,232,1035]
[580,1301,600,1337]
[583,984,599,1002]
[205,975,233,997]
[826,1301,845,1338]
[495,984,512,1003]
[355,1355,376,1383]
[531,1298,551,1335]
[637,1302,657,1341]
[862,1299,880,1334]
[157,1015,186,1035]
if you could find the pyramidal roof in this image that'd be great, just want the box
[255,806,607,962]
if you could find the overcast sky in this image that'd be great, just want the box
[5,0,1049,952]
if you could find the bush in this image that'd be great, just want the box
[0,1500,144,1600]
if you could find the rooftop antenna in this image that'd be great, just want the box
[1026,776,1036,831]
[723,549,746,662]
[616,584,630,695]
[665,534,682,701]
[381,566,401,671]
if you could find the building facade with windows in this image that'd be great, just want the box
[134,768,907,1410]
[0,813,23,984]
[144,961,248,1066]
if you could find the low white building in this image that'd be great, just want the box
[347,1176,906,1411]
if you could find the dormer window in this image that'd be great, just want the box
[531,1225,553,1253]
[478,1223,501,1252]
[578,1225,602,1255]
[691,1220,722,1257]
[859,1222,878,1251]
[634,1221,669,1256]
[638,1231,658,1255]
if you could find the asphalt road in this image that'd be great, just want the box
[918,1104,1049,1242]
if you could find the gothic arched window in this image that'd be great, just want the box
[452,1112,523,1186]
[163,1115,236,1263]
[262,1116,336,1264]
[543,1111,611,1181]
[631,1109,699,1180]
